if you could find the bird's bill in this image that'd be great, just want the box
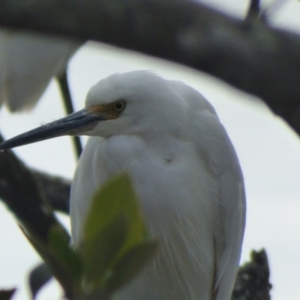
[0,108,103,150]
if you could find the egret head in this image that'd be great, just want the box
[0,71,188,150]
[85,71,188,137]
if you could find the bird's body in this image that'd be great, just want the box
[71,72,245,300]
[0,71,245,300]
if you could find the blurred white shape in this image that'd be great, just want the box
[0,31,79,112]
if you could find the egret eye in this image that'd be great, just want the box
[112,101,126,112]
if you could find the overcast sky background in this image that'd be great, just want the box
[1,0,300,299]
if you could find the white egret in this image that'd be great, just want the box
[0,30,78,111]
[0,71,245,300]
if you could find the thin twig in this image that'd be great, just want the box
[57,70,83,159]
[246,0,261,20]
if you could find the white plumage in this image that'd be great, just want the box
[71,71,246,300]
[0,71,245,300]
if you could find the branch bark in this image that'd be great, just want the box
[0,136,61,243]
[31,169,70,214]
[0,0,300,136]
[232,249,271,300]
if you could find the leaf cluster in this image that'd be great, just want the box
[2,173,157,300]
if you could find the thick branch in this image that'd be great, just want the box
[31,169,70,214]
[0,136,61,242]
[1,1,300,135]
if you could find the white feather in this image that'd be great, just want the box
[70,71,245,300]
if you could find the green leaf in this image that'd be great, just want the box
[0,289,16,300]
[82,173,147,262]
[84,173,146,251]
[21,225,80,299]
[106,240,159,293]
[80,213,129,290]
[79,173,155,294]
[28,263,52,300]
[48,226,82,283]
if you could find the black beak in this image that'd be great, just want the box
[0,109,103,150]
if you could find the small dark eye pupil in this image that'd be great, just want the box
[114,101,125,111]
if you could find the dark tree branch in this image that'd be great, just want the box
[232,250,271,300]
[0,289,16,300]
[31,169,70,214]
[1,1,300,137]
[0,135,61,243]
[0,134,76,297]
